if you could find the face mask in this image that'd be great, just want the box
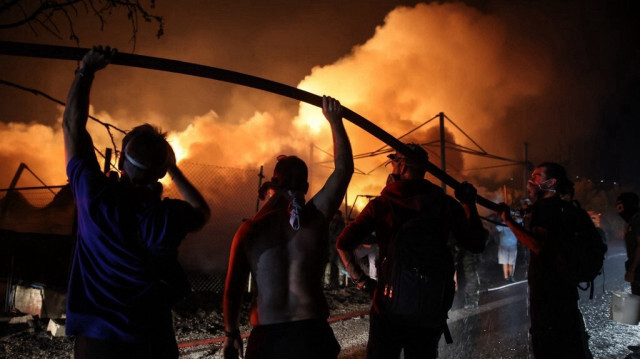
[287,190,303,231]
[386,173,401,185]
[527,178,556,194]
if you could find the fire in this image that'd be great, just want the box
[167,133,189,164]
[294,103,324,135]
[1,2,554,220]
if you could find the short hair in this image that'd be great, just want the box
[121,124,170,179]
[403,143,429,170]
[537,162,574,198]
[618,192,639,212]
[272,155,308,191]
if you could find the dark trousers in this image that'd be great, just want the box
[245,319,340,359]
[74,336,150,359]
[632,280,640,295]
[530,307,592,359]
[74,311,178,359]
[366,309,443,359]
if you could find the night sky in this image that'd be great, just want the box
[1,0,639,199]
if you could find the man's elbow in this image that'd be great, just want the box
[62,112,72,134]
[200,205,212,225]
[334,165,354,180]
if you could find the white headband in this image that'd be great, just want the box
[124,152,149,170]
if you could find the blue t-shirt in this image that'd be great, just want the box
[495,224,517,248]
[66,155,203,342]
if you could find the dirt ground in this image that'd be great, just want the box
[0,286,371,358]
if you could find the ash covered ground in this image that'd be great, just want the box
[3,238,633,358]
[0,286,371,359]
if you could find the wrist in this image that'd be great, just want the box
[167,164,180,179]
[352,275,366,284]
[75,67,95,80]
[225,328,240,338]
[353,275,368,288]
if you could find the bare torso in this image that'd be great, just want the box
[242,196,329,326]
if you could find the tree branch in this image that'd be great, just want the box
[0,0,163,50]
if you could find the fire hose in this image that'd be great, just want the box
[177,309,370,349]
[0,40,499,211]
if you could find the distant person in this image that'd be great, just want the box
[499,162,593,359]
[455,248,480,309]
[617,192,640,294]
[354,233,378,281]
[326,210,346,288]
[63,46,210,358]
[496,217,518,282]
[223,96,353,359]
[588,211,607,245]
[615,192,640,358]
[336,143,486,359]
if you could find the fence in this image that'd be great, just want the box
[0,161,262,296]
[163,161,262,293]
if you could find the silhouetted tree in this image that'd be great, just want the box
[0,0,163,49]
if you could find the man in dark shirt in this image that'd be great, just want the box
[617,192,640,294]
[500,162,592,359]
[336,143,486,359]
[63,46,210,358]
[616,192,640,358]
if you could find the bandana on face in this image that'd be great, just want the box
[288,190,303,230]
[386,173,401,185]
[527,178,556,196]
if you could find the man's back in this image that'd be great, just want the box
[239,196,330,326]
[223,97,351,359]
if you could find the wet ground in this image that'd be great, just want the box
[1,237,637,358]
[331,238,637,359]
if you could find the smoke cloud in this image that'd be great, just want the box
[0,1,632,271]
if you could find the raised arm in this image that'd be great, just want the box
[223,223,251,359]
[309,96,354,219]
[451,182,487,253]
[499,204,543,255]
[62,46,116,166]
[167,146,211,227]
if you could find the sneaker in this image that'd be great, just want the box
[464,302,478,309]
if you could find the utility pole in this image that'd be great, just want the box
[103,148,112,174]
[523,142,529,198]
[255,165,264,213]
[344,192,348,222]
[2,163,25,313]
[439,112,446,192]
[249,165,265,293]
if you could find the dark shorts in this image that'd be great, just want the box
[74,311,178,359]
[245,318,340,359]
[74,336,150,359]
[366,309,443,359]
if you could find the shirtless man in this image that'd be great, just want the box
[223,96,353,359]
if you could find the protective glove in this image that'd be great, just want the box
[454,181,477,204]
[356,276,377,298]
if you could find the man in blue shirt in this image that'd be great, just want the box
[63,46,210,358]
